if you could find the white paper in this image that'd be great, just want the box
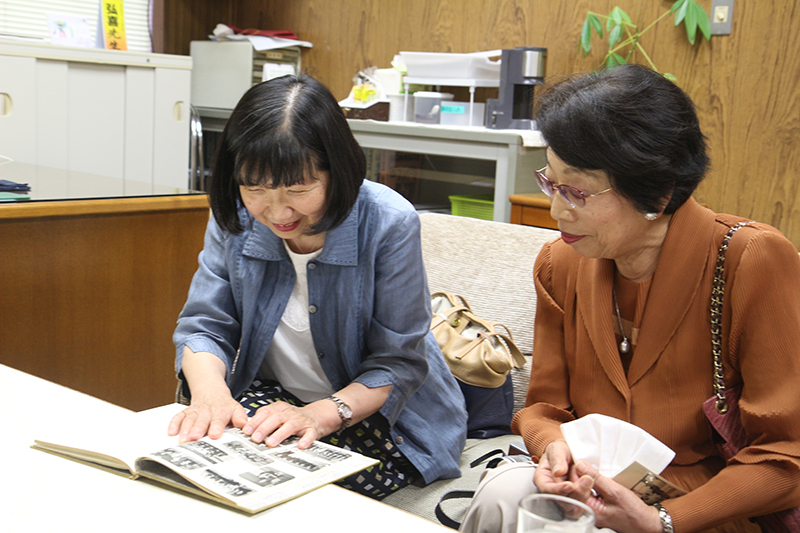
[210,23,312,51]
[47,13,94,48]
[561,414,675,478]
[244,35,313,51]
[263,62,296,81]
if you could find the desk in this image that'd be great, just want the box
[0,364,450,532]
[509,192,558,230]
[0,163,209,411]
[347,119,547,222]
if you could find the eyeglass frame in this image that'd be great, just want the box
[534,166,613,209]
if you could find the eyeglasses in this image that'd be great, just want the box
[534,167,612,209]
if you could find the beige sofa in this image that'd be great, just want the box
[382,213,559,526]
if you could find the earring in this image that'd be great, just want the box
[645,213,658,221]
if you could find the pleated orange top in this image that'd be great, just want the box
[513,198,800,532]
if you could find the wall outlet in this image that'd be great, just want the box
[710,0,734,35]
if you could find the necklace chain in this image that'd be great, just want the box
[612,285,631,354]
[291,234,324,254]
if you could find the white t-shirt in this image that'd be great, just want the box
[258,242,334,402]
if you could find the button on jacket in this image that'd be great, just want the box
[174,180,467,484]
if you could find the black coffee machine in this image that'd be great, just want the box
[486,47,547,130]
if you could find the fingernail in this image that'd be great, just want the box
[252,432,262,442]
[243,425,252,435]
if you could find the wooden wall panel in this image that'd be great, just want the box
[158,0,235,56]
[0,203,209,411]
[162,0,800,247]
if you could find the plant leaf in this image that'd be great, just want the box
[606,54,619,70]
[670,0,687,14]
[685,0,698,44]
[608,24,622,49]
[612,52,627,65]
[589,12,603,36]
[674,0,689,26]
[664,73,678,82]
[581,17,592,53]
[608,7,625,30]
[693,2,712,41]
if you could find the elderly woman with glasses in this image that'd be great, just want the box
[460,64,800,533]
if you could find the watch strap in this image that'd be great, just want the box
[325,395,352,431]
[653,503,674,533]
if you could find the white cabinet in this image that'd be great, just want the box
[0,41,191,189]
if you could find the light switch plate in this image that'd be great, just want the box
[710,0,734,35]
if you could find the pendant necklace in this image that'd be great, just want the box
[612,285,631,354]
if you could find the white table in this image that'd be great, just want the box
[0,364,450,532]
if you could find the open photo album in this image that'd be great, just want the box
[32,403,378,514]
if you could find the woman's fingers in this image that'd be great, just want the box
[167,398,241,443]
[242,402,322,447]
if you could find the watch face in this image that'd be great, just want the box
[340,404,353,419]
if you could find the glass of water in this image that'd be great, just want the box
[517,493,595,532]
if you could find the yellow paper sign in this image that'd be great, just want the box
[100,0,127,50]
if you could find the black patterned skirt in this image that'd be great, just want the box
[238,380,418,500]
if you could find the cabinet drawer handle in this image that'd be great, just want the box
[173,101,185,121]
[0,93,12,117]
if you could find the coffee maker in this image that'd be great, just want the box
[486,47,547,130]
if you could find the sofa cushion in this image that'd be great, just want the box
[420,213,557,411]
[419,213,559,356]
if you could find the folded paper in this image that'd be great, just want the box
[561,414,675,478]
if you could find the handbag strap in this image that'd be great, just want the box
[479,331,527,368]
[710,221,752,414]
[432,291,473,312]
[431,305,471,330]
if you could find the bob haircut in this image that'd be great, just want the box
[208,74,366,234]
[535,64,709,215]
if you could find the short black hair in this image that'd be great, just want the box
[535,64,709,214]
[208,74,365,234]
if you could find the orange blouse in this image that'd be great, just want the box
[513,198,800,532]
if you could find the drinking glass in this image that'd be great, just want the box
[517,493,595,532]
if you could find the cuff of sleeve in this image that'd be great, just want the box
[356,371,403,426]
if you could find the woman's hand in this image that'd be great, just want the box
[572,461,663,533]
[168,388,248,443]
[243,383,393,449]
[534,439,594,501]
[242,400,340,449]
[168,347,247,443]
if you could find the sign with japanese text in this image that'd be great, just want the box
[98,0,127,50]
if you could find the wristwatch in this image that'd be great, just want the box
[325,395,353,432]
[653,503,674,533]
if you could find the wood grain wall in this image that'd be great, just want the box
[160,0,800,248]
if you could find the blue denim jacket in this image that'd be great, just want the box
[174,180,467,483]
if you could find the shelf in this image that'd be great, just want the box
[403,76,500,88]
[380,166,495,188]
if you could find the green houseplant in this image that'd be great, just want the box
[580,0,711,80]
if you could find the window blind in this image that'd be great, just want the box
[0,0,151,52]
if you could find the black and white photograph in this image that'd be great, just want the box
[272,450,325,472]
[202,469,253,498]
[304,442,351,463]
[152,447,205,471]
[183,440,231,464]
[223,440,274,467]
[240,467,295,488]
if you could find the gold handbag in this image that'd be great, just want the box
[430,292,526,388]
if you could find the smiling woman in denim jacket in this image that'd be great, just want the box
[168,74,467,499]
